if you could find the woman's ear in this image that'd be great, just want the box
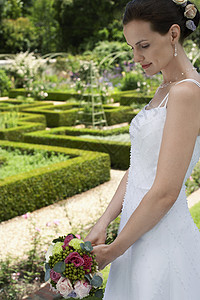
[169,24,181,44]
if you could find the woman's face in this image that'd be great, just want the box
[123,20,174,75]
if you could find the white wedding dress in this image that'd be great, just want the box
[103,79,200,300]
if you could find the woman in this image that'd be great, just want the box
[85,0,200,298]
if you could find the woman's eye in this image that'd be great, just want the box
[142,45,149,49]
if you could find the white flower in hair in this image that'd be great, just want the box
[172,0,187,5]
[184,4,197,19]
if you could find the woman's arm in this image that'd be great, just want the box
[92,81,200,269]
[84,167,129,245]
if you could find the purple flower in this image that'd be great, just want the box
[68,291,77,297]
[62,234,74,250]
[50,270,61,283]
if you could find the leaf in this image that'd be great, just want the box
[84,274,92,283]
[44,269,50,282]
[84,241,93,251]
[45,263,51,271]
[80,241,93,252]
[91,275,103,288]
[80,243,85,250]
[53,261,66,273]
[95,289,104,298]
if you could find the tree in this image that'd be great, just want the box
[30,0,60,54]
[53,0,128,53]
[1,17,37,53]
[1,0,23,19]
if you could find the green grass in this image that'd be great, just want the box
[0,147,70,180]
[190,201,200,229]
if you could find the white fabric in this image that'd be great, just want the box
[103,79,200,300]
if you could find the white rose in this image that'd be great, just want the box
[74,280,92,299]
[184,4,197,19]
[56,277,73,298]
[172,0,187,5]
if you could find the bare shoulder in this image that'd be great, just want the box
[167,78,200,113]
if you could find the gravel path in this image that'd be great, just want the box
[0,168,199,261]
[0,169,126,260]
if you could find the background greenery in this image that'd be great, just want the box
[0,0,199,55]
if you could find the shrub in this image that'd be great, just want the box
[120,71,144,91]
[0,141,110,221]
[0,69,12,96]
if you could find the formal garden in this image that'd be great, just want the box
[0,0,200,299]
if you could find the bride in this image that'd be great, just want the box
[85,0,200,299]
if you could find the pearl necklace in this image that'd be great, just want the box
[159,67,197,89]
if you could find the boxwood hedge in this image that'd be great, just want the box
[24,126,131,170]
[0,141,110,222]
[0,112,46,142]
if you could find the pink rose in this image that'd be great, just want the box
[56,277,73,298]
[74,280,92,299]
[75,234,81,239]
[64,252,84,267]
[62,234,74,250]
[50,269,61,283]
[82,254,93,273]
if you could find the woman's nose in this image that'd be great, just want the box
[133,50,144,63]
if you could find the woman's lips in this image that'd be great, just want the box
[142,63,152,69]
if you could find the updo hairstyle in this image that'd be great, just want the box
[123,0,200,44]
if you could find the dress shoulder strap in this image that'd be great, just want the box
[174,78,200,88]
[157,78,200,108]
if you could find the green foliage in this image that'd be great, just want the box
[1,0,23,19]
[1,17,37,53]
[0,147,70,179]
[92,41,132,68]
[25,126,130,170]
[0,111,46,142]
[53,0,128,52]
[0,69,11,96]
[0,141,110,221]
[106,216,121,245]
[0,111,20,129]
[190,201,200,229]
[120,71,145,91]
[185,160,200,196]
[30,0,59,54]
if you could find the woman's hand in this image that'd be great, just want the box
[91,244,116,270]
[84,223,107,247]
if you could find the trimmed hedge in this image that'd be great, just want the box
[24,126,131,170]
[22,103,135,127]
[110,89,157,105]
[0,140,110,222]
[8,89,80,101]
[0,112,46,142]
[120,94,153,106]
[22,103,79,127]
[0,99,51,112]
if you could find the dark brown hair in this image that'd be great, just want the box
[123,0,200,44]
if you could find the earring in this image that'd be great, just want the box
[174,44,178,57]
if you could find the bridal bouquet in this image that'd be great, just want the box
[44,233,103,299]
